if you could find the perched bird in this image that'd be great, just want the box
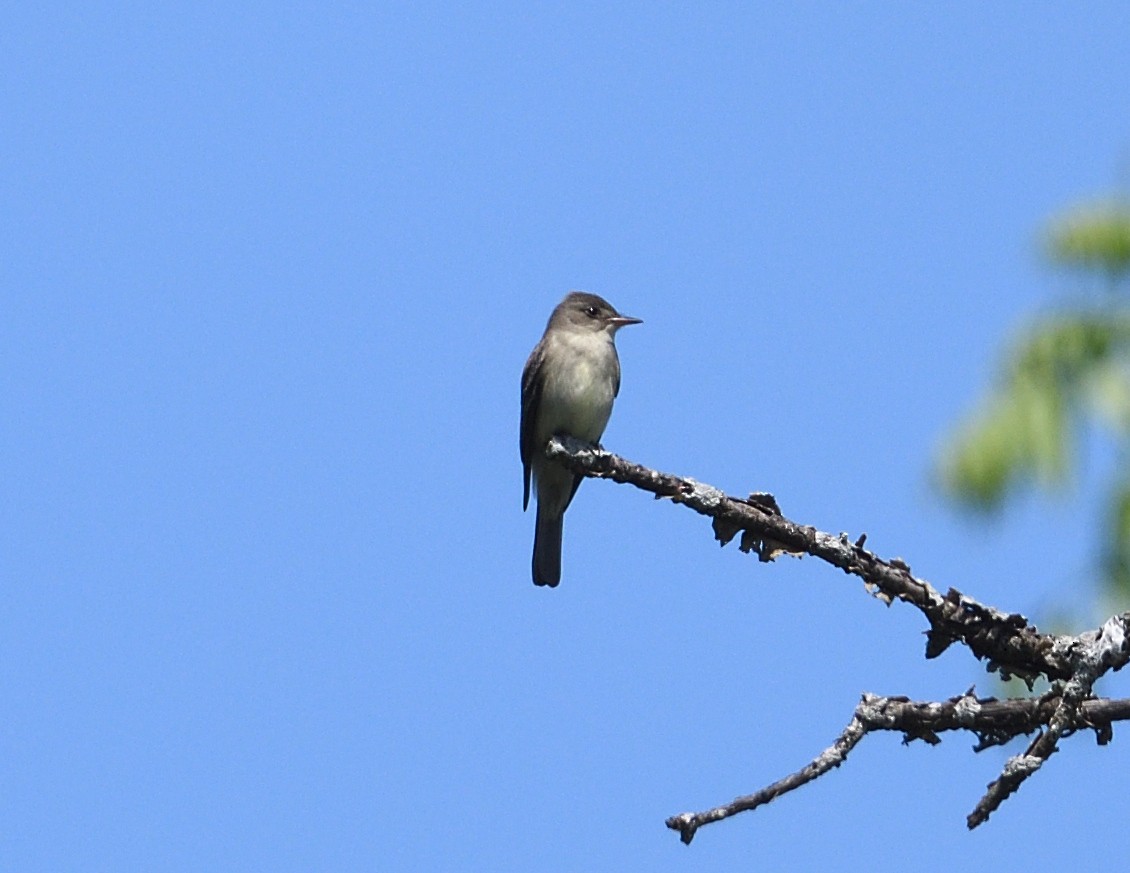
[521,292,641,586]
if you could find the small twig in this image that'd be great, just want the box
[968,615,1130,826]
[967,686,1080,828]
[666,710,868,845]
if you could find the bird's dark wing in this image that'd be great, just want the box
[611,346,622,397]
[520,343,544,511]
[564,467,584,508]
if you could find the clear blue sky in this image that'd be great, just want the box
[4,4,1130,870]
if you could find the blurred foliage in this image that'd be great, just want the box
[1045,201,1130,280]
[938,198,1130,608]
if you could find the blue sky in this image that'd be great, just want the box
[4,3,1130,870]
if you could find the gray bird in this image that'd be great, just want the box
[521,292,641,586]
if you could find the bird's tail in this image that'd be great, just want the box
[532,507,563,587]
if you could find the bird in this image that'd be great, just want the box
[521,291,641,586]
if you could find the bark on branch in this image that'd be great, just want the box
[665,690,1130,844]
[545,437,1130,842]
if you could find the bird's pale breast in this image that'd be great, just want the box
[535,330,617,445]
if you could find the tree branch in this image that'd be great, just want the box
[544,437,1130,840]
[666,690,1130,844]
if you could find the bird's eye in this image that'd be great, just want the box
[584,305,598,318]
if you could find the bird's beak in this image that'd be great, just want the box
[607,315,642,328]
